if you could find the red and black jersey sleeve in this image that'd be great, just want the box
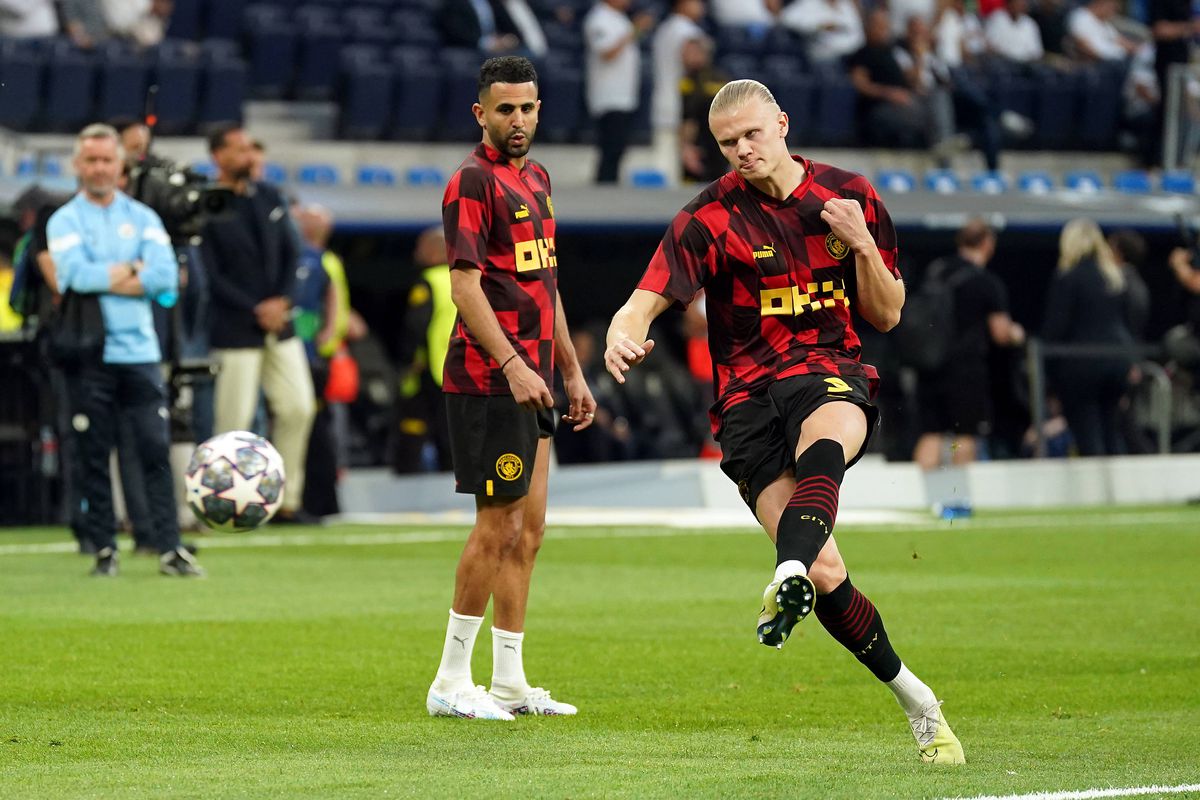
[442,165,493,272]
[637,190,723,307]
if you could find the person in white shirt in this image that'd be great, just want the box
[933,0,986,68]
[710,0,780,27]
[890,0,937,37]
[779,0,865,65]
[583,0,654,183]
[0,0,59,37]
[985,0,1045,63]
[1067,0,1137,62]
[651,0,707,184]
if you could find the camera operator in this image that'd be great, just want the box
[47,123,204,578]
[200,124,315,524]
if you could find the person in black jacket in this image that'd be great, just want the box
[1042,218,1136,457]
[200,125,316,524]
[437,0,522,53]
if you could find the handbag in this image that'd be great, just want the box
[47,290,106,367]
[323,345,359,404]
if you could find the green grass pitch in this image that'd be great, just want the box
[1,508,1198,799]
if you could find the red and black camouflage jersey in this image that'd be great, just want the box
[441,143,558,396]
[637,156,900,432]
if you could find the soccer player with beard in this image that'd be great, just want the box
[426,56,597,720]
[603,79,965,763]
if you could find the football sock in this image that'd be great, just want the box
[886,663,939,717]
[814,576,903,682]
[432,609,483,692]
[489,627,529,699]
[776,439,846,569]
[774,559,807,581]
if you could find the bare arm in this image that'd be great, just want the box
[554,291,597,430]
[449,266,553,409]
[820,198,905,331]
[988,311,1025,346]
[604,288,672,382]
[1169,247,1200,294]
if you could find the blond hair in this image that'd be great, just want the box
[1058,218,1124,292]
[74,123,124,159]
[709,79,778,119]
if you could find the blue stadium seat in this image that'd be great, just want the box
[190,161,218,178]
[1112,170,1151,194]
[200,38,242,63]
[98,51,149,122]
[717,54,763,82]
[390,46,442,141]
[167,0,203,40]
[538,51,583,143]
[1018,171,1054,194]
[245,16,299,98]
[391,9,440,46]
[152,42,201,133]
[0,49,42,130]
[296,163,341,184]
[1076,65,1121,151]
[630,169,667,188]
[1160,171,1196,193]
[1064,170,1103,192]
[811,74,856,147]
[406,166,445,186]
[341,59,393,139]
[198,58,247,125]
[205,0,247,39]
[15,156,37,177]
[542,20,583,53]
[1033,75,1075,150]
[295,23,344,100]
[437,48,486,142]
[924,169,961,193]
[344,6,396,45]
[876,170,916,193]
[44,45,96,132]
[357,165,397,185]
[262,162,288,184]
[715,24,772,56]
[971,171,1009,194]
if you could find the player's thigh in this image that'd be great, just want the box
[796,401,868,463]
[446,394,541,499]
[771,374,875,464]
[715,394,791,530]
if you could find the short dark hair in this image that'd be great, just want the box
[956,217,994,250]
[478,56,538,95]
[207,122,243,154]
[1108,228,1146,267]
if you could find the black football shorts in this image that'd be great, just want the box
[445,393,556,497]
[714,373,879,512]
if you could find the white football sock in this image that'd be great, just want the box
[432,609,483,693]
[489,627,529,699]
[774,559,808,582]
[886,663,938,717]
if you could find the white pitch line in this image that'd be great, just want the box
[946,783,1200,800]
[0,508,1195,558]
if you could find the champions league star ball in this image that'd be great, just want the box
[184,431,286,531]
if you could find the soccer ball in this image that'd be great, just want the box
[184,431,286,532]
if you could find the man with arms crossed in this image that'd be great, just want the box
[604,79,964,763]
[427,56,597,721]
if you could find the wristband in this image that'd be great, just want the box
[501,353,519,371]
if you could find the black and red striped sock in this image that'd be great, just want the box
[815,576,902,682]
[775,438,845,569]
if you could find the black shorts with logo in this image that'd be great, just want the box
[445,393,556,497]
[714,373,879,512]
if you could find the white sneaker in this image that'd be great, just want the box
[491,686,578,716]
[426,684,515,720]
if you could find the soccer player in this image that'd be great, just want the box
[426,56,597,721]
[603,79,965,763]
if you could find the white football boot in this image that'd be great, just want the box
[426,684,515,720]
[491,686,578,716]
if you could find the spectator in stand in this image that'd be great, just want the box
[104,0,171,49]
[890,0,937,36]
[679,36,730,183]
[1122,41,1162,166]
[779,0,865,66]
[498,0,549,58]
[849,9,935,150]
[437,0,523,54]
[986,0,1046,65]
[1042,218,1136,457]
[651,0,707,185]
[1068,0,1138,62]
[1031,0,1071,57]
[0,0,59,37]
[60,0,110,48]
[933,0,986,69]
[710,0,780,28]
[1148,0,1198,105]
[583,0,655,184]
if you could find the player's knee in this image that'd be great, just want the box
[809,558,847,594]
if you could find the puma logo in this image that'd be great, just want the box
[503,644,519,653]
[452,635,468,650]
